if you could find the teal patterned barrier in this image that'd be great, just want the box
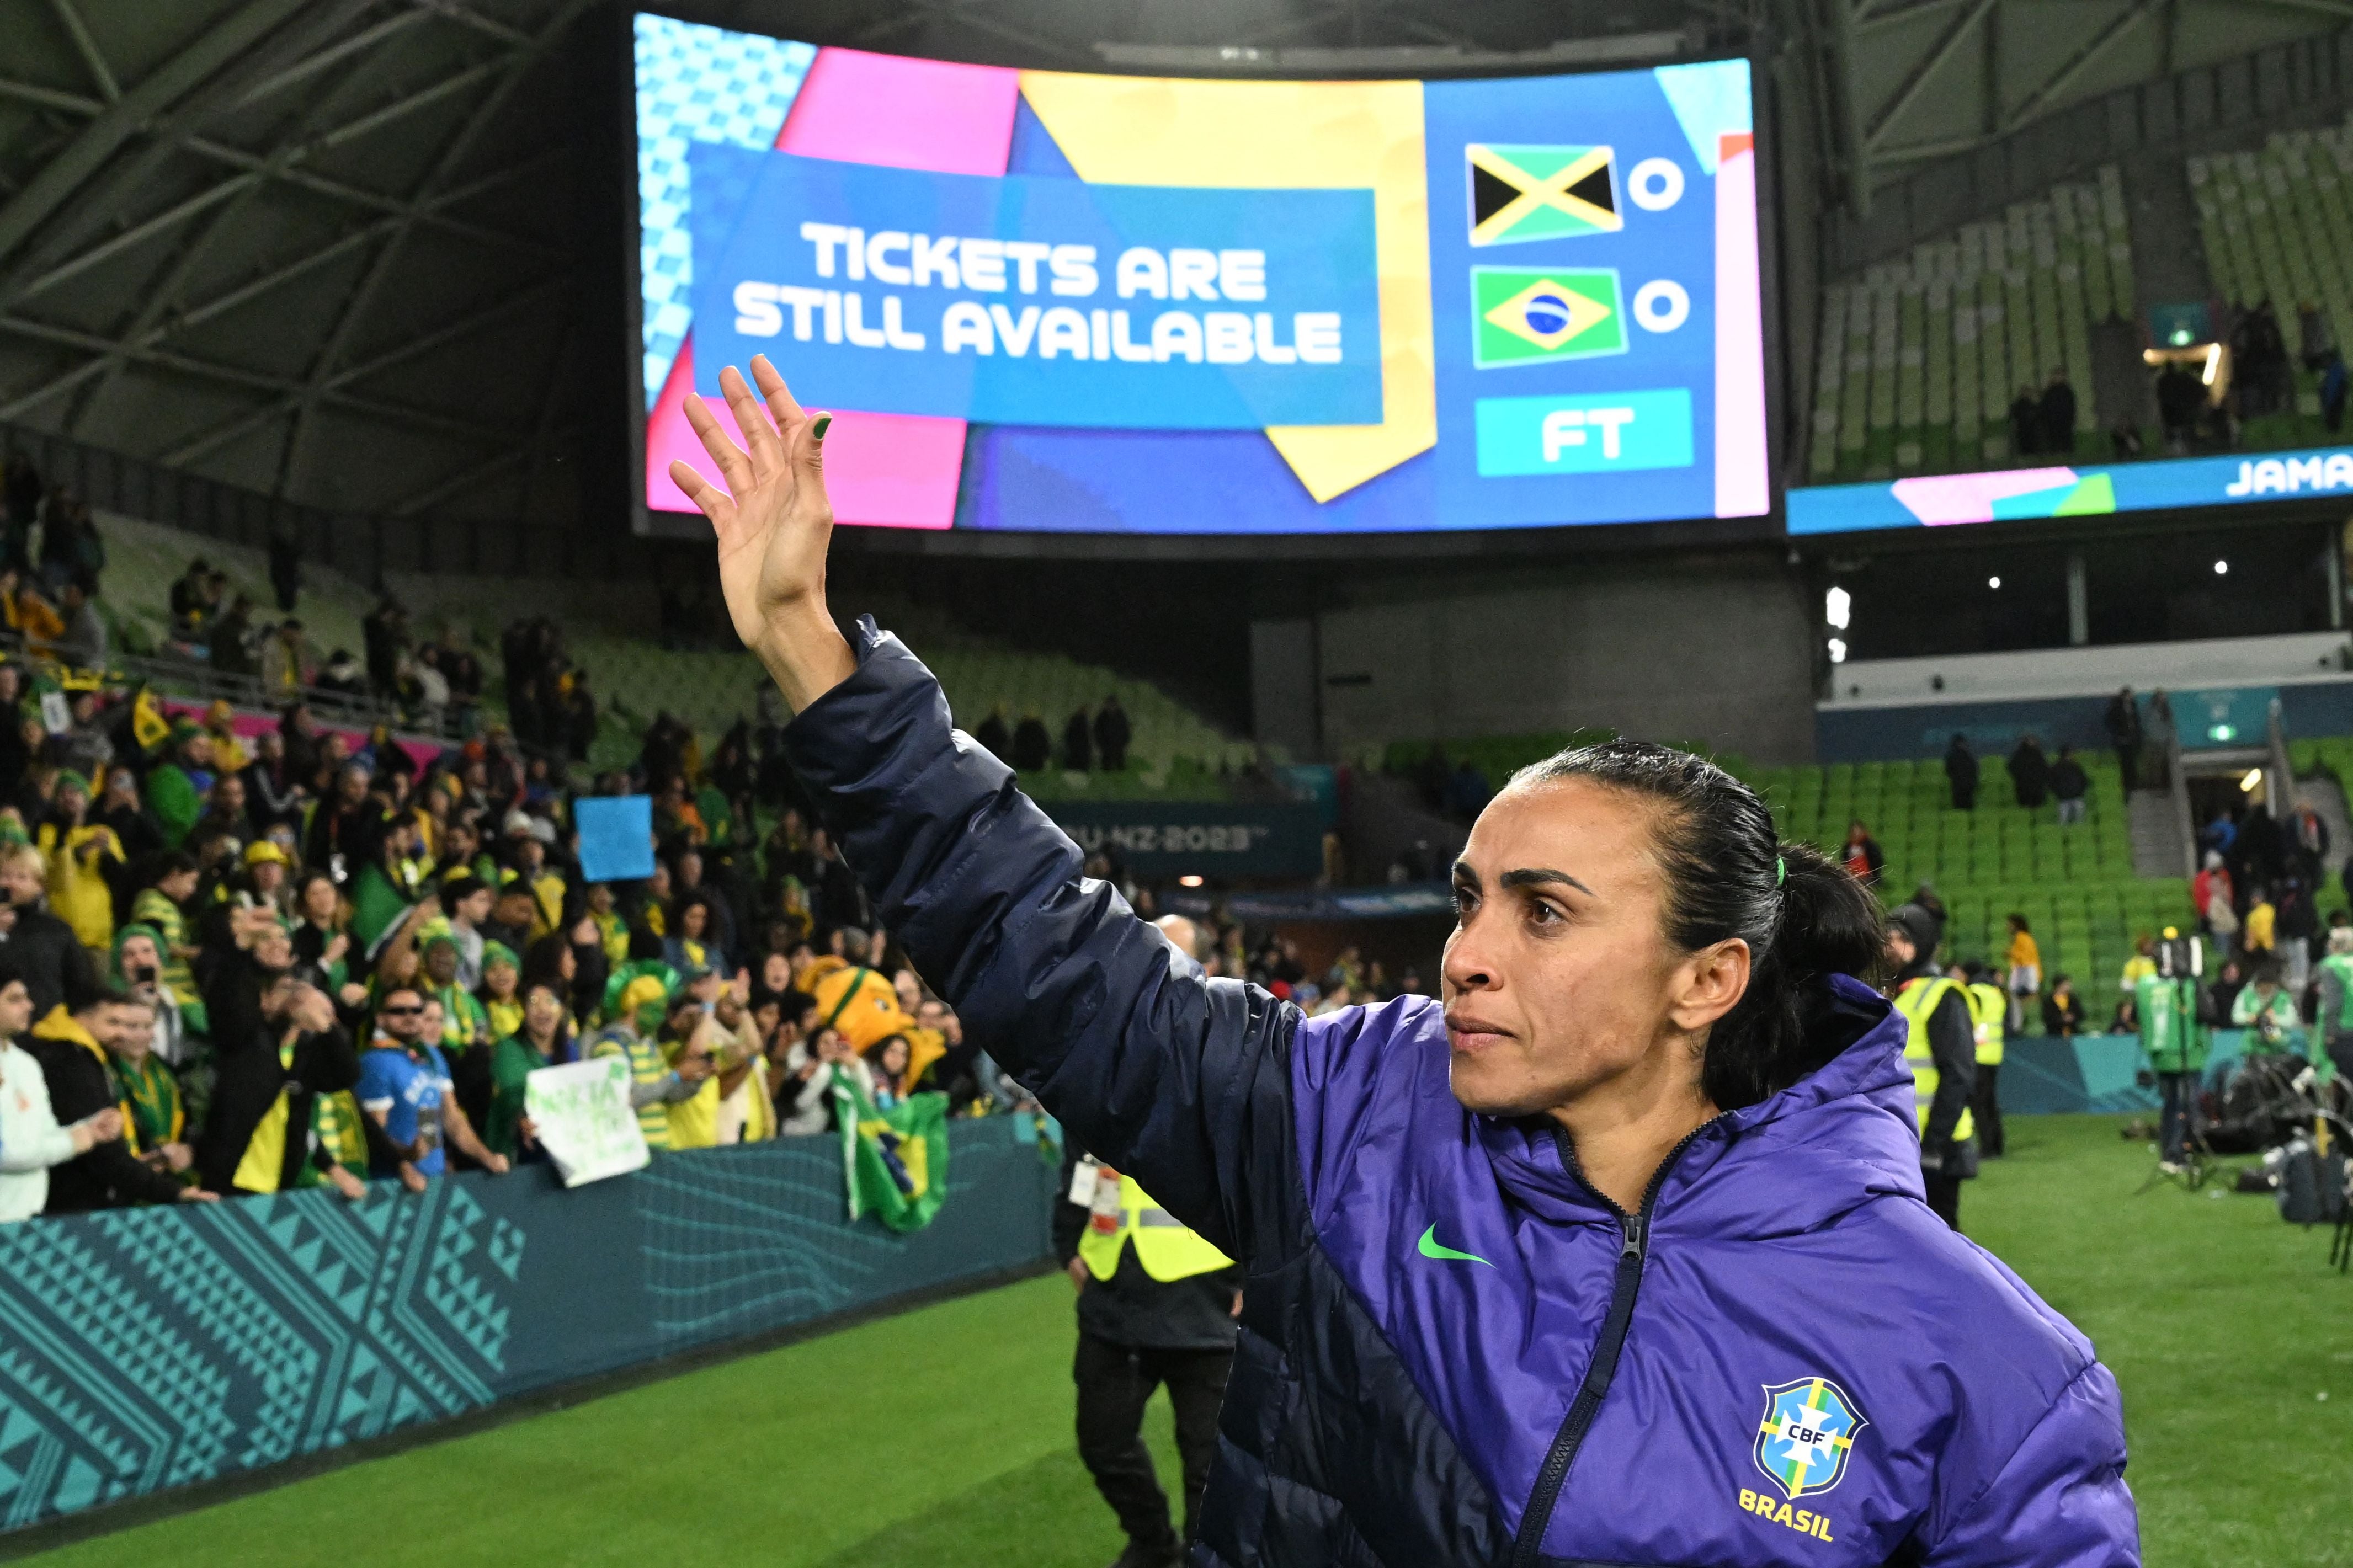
[0,1119,1055,1535]
[1999,1034,2160,1114]
[1999,1030,2282,1115]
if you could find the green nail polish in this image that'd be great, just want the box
[812,414,832,440]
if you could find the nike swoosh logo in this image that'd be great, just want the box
[1417,1224,1493,1267]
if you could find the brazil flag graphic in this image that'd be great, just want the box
[1467,143,1621,245]
[1473,267,1626,368]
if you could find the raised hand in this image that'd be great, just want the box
[667,355,856,711]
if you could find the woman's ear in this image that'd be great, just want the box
[1668,939,1751,1033]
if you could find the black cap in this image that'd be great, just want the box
[1886,903,1938,956]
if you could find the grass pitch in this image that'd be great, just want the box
[11,1114,2349,1567]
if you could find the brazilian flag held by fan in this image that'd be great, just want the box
[833,1075,950,1232]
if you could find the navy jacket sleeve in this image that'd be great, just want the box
[780,622,1297,1260]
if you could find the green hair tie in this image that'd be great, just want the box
[1776,856,1786,888]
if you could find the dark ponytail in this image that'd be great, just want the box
[1511,740,1888,1110]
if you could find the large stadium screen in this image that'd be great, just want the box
[631,15,1771,537]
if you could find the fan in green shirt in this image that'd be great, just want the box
[143,724,214,850]
[485,982,576,1160]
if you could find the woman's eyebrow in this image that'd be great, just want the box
[1498,867,1594,896]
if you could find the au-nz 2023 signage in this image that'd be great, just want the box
[1043,801,1327,877]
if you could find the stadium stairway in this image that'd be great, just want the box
[2126,783,2194,881]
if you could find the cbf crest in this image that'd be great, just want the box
[1754,1377,1868,1501]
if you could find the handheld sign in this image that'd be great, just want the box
[574,794,656,883]
[524,1055,650,1188]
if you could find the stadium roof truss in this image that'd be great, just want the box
[1830,0,2349,209]
[0,0,593,524]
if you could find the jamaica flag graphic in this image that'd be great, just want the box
[1467,144,1621,246]
[1473,268,1626,367]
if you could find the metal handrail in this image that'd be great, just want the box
[11,637,477,750]
[2167,721,2197,882]
[2267,695,2295,820]
[119,651,472,744]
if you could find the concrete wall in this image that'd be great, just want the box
[1825,631,2350,707]
[1313,552,1818,764]
[1249,617,1319,761]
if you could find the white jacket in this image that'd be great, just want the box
[776,1044,872,1137]
[0,1039,78,1222]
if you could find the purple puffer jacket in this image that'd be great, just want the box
[785,622,2139,1568]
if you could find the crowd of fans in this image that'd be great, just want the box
[0,455,1450,1227]
[0,659,1419,1224]
[0,644,1040,1221]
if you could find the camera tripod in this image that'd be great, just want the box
[2134,1127,2216,1194]
[2134,1069,2216,1195]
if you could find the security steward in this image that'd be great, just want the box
[1957,958,2007,1157]
[1055,915,1240,1568]
[1886,904,1978,1231]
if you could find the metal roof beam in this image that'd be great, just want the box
[162,275,563,465]
[388,443,527,516]
[0,315,288,392]
[6,57,547,307]
[0,0,382,302]
[58,36,401,438]
[1863,0,1995,151]
[222,9,436,113]
[1999,0,2160,132]
[1872,132,1995,167]
[46,0,119,103]
[0,130,556,440]
[0,78,103,116]
[180,137,561,255]
[276,0,596,498]
[0,0,315,268]
[6,179,251,307]
[0,138,557,423]
[2250,0,2353,20]
[405,0,535,49]
[0,311,535,447]
[1856,0,1969,24]
[0,70,556,258]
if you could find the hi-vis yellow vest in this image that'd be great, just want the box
[1077,1166,1233,1283]
[1965,982,2006,1066]
[1894,977,1975,1145]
